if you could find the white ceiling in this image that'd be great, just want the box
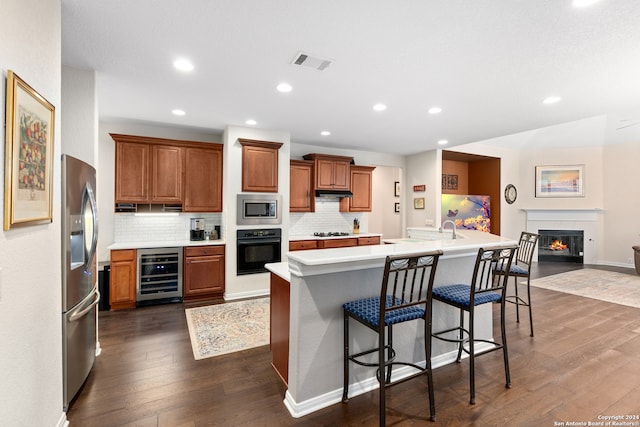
[61,0,640,155]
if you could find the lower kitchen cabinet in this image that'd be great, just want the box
[183,245,225,301]
[317,238,358,249]
[109,249,136,310]
[289,240,318,251]
[358,236,380,246]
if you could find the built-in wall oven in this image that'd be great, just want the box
[237,228,282,275]
[136,247,183,305]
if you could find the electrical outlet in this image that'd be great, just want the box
[425,219,434,226]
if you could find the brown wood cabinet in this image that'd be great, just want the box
[317,238,358,249]
[114,142,150,203]
[112,134,223,212]
[303,153,352,191]
[358,236,381,246]
[340,165,375,212]
[289,240,318,251]
[109,249,136,310]
[289,160,315,212]
[183,245,225,301]
[113,137,183,204]
[183,145,223,212]
[151,144,183,203]
[239,139,283,193]
[270,272,290,385]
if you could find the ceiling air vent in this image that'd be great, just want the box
[291,51,333,71]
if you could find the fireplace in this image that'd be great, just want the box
[538,229,584,263]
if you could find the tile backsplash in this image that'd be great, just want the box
[113,199,365,242]
[114,213,223,242]
[289,198,367,236]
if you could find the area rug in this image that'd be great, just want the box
[185,298,270,360]
[530,268,640,308]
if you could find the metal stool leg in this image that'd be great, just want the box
[342,312,349,402]
[526,276,534,337]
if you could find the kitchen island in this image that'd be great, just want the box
[266,229,517,418]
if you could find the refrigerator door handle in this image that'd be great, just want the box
[83,183,99,270]
[69,291,101,322]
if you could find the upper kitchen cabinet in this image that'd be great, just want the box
[340,165,375,212]
[111,134,223,212]
[151,144,183,203]
[290,160,315,212]
[240,139,283,193]
[184,145,223,212]
[303,153,353,191]
[113,134,183,204]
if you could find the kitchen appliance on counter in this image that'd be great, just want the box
[237,228,282,275]
[237,194,282,225]
[61,154,99,412]
[190,218,205,241]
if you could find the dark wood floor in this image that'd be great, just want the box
[67,263,640,426]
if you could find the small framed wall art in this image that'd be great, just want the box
[4,70,55,230]
[414,197,425,209]
[413,184,425,192]
[394,202,400,213]
[394,181,400,197]
[535,165,584,198]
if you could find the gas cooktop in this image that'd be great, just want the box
[313,232,351,237]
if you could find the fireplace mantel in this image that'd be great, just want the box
[521,208,603,222]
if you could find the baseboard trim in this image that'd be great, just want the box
[57,412,69,427]
[223,289,270,301]
[283,342,494,418]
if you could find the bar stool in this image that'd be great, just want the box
[342,250,443,425]
[498,231,539,337]
[431,245,517,405]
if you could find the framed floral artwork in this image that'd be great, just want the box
[4,70,55,229]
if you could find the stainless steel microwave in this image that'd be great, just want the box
[237,194,282,225]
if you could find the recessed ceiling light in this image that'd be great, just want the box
[173,58,194,72]
[171,109,186,116]
[373,103,387,111]
[543,96,562,104]
[438,139,448,145]
[320,131,331,136]
[572,0,601,7]
[245,119,257,125]
[276,82,293,93]
[428,107,442,114]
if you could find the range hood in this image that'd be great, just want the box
[315,189,353,198]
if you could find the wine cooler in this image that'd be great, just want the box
[136,247,183,304]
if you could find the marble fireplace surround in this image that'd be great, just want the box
[522,208,603,265]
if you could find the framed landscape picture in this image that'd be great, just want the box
[4,70,55,230]
[535,165,584,198]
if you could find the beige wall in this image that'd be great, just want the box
[0,0,65,425]
[603,140,640,266]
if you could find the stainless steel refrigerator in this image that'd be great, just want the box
[61,154,99,411]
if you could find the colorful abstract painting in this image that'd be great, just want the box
[441,194,491,232]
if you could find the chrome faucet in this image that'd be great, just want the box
[439,220,457,239]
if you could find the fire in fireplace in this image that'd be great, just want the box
[538,229,584,263]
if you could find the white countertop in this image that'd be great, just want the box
[287,229,517,276]
[265,261,290,282]
[289,232,382,241]
[107,239,226,250]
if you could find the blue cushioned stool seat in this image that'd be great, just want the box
[495,263,528,276]
[432,284,501,307]
[343,295,426,328]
